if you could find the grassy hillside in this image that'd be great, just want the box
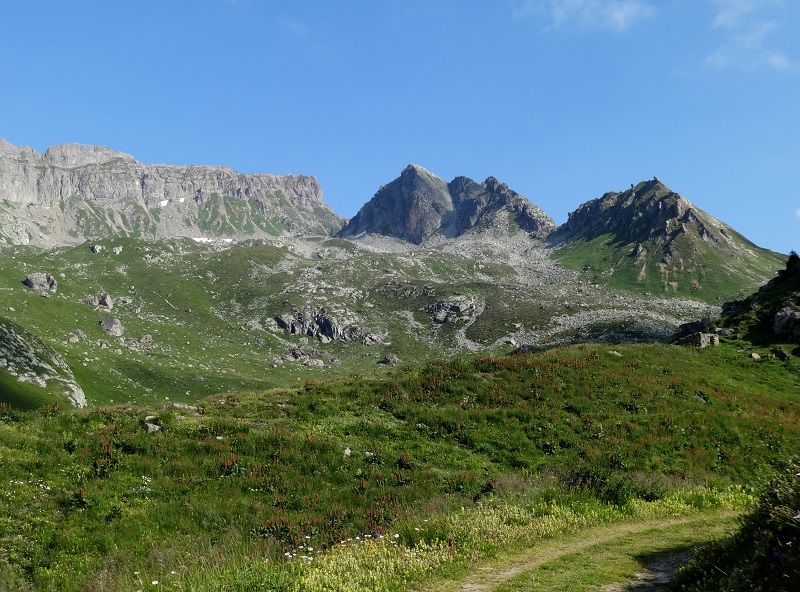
[0,235,728,408]
[0,342,797,590]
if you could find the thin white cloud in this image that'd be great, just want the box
[513,0,655,31]
[711,0,759,28]
[280,19,309,37]
[707,0,794,71]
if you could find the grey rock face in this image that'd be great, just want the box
[0,316,86,407]
[428,294,476,324]
[340,164,555,244]
[275,307,381,345]
[773,304,800,340]
[23,273,57,292]
[100,317,124,337]
[0,139,343,246]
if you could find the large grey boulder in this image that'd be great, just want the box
[99,293,113,309]
[23,272,57,292]
[100,317,124,337]
[773,304,800,340]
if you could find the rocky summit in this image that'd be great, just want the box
[550,178,783,298]
[339,164,555,244]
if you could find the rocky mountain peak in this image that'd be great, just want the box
[340,166,554,243]
[550,177,780,297]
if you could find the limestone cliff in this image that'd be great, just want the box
[0,140,343,246]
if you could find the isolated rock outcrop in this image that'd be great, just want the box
[275,307,381,345]
[428,294,476,324]
[0,139,343,246]
[675,332,719,348]
[23,272,57,292]
[100,317,124,337]
[773,304,800,341]
[99,293,114,309]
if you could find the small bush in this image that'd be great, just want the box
[672,458,800,591]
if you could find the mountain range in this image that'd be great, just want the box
[0,139,789,408]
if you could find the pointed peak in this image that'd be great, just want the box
[401,163,432,176]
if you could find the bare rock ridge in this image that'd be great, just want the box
[0,139,342,246]
[339,164,556,244]
[553,178,731,246]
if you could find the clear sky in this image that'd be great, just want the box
[1,1,797,254]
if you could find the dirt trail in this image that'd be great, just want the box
[420,512,735,592]
[601,548,695,591]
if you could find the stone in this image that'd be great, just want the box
[773,303,800,341]
[73,329,87,340]
[275,307,379,345]
[112,246,122,255]
[750,352,761,360]
[382,354,400,366]
[23,272,57,292]
[772,347,791,362]
[675,332,719,348]
[84,294,99,307]
[143,422,161,433]
[99,293,113,310]
[139,334,153,344]
[100,317,124,337]
[90,244,104,254]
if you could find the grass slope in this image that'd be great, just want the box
[0,342,797,590]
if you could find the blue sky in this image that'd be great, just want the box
[1,1,797,254]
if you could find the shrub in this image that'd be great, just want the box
[672,458,800,591]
